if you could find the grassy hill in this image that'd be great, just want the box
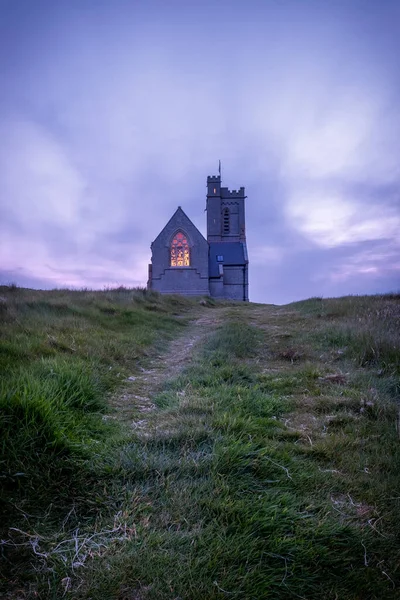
[0,287,399,599]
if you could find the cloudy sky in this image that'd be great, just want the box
[0,0,399,303]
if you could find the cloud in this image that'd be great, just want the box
[285,191,400,248]
[250,245,285,266]
[280,91,400,185]
[0,230,148,289]
[0,0,399,303]
[0,115,150,287]
[328,241,400,283]
[0,117,84,230]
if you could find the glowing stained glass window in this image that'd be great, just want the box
[170,232,190,267]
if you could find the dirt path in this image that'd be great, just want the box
[109,310,227,427]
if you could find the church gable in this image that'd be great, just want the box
[148,207,209,297]
[151,206,206,249]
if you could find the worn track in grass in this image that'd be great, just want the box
[109,310,228,427]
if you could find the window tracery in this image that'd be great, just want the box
[170,231,190,267]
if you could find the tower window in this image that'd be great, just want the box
[223,208,230,234]
[170,232,190,267]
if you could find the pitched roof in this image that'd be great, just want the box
[208,242,248,277]
[151,206,207,245]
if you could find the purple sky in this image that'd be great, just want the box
[0,0,399,303]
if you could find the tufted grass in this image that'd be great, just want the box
[1,290,399,599]
[70,297,399,599]
[0,285,196,592]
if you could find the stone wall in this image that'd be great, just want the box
[149,207,210,296]
[152,267,209,296]
[222,266,248,301]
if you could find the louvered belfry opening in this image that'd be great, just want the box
[223,208,230,234]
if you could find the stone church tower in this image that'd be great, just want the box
[147,172,249,301]
[206,174,249,301]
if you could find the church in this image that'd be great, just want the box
[147,172,249,301]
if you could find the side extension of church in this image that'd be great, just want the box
[147,173,249,301]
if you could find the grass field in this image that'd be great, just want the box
[1,287,399,599]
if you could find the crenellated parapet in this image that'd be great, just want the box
[206,173,247,244]
[220,186,246,198]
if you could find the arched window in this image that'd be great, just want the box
[170,231,190,267]
[223,208,230,234]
